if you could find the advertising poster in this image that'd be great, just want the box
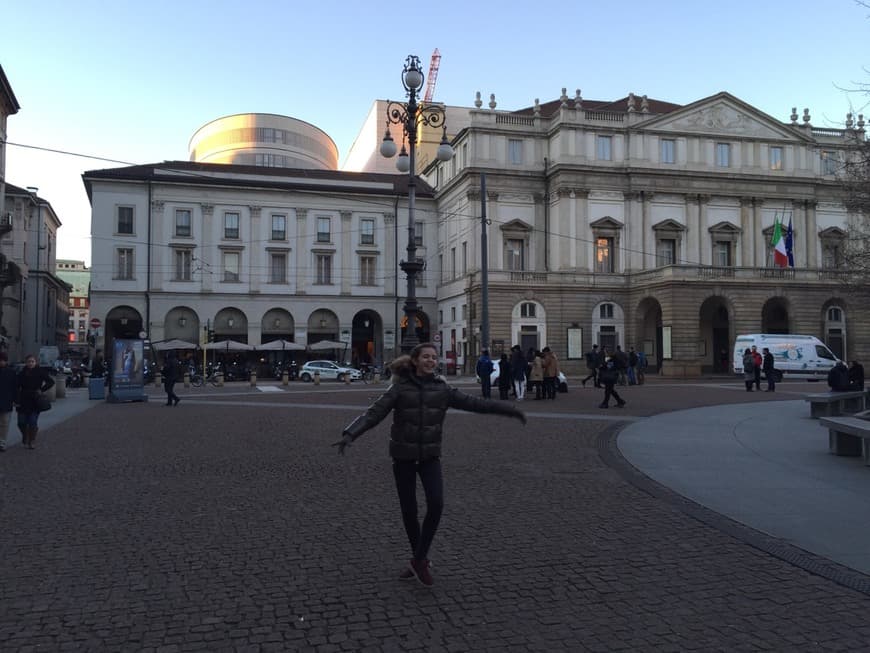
[108,338,147,402]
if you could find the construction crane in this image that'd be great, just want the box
[423,48,440,103]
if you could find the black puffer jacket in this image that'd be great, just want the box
[342,357,524,461]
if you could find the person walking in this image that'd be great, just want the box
[627,347,639,386]
[509,345,528,401]
[541,347,559,400]
[828,360,851,391]
[475,349,494,399]
[332,342,526,587]
[636,349,648,385]
[16,354,55,450]
[582,344,600,388]
[614,346,629,386]
[161,354,181,406]
[742,348,755,392]
[0,352,17,451]
[751,345,763,391]
[762,347,777,392]
[496,353,512,400]
[598,356,625,408]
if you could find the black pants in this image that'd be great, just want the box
[498,385,510,400]
[480,377,492,399]
[754,367,761,390]
[164,381,179,405]
[583,369,599,387]
[393,458,444,561]
[543,376,557,399]
[601,383,623,407]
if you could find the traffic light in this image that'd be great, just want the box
[208,329,215,343]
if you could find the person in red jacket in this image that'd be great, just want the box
[751,345,763,391]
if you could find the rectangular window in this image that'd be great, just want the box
[271,214,286,241]
[175,209,191,237]
[174,249,192,281]
[117,206,134,235]
[462,241,467,274]
[715,142,730,167]
[224,212,240,239]
[521,302,536,318]
[661,139,675,164]
[508,139,523,164]
[713,241,732,267]
[439,254,443,283]
[821,150,837,175]
[822,243,842,269]
[316,254,332,284]
[769,146,783,171]
[317,217,331,243]
[597,135,612,161]
[223,251,240,282]
[451,306,456,321]
[506,238,524,271]
[656,239,676,266]
[360,218,375,245]
[116,248,133,279]
[599,304,614,319]
[450,247,456,279]
[360,255,376,286]
[270,253,287,283]
[595,237,614,273]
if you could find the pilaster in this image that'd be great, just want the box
[805,199,817,267]
[200,203,214,292]
[295,208,308,294]
[340,210,352,295]
[249,206,262,293]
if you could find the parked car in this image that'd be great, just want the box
[299,360,362,382]
[479,359,568,392]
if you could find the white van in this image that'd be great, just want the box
[732,334,841,380]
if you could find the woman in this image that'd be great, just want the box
[333,343,526,587]
[496,353,512,400]
[17,354,55,449]
[509,345,528,401]
[742,347,755,392]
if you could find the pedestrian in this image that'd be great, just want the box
[541,347,559,400]
[582,344,600,388]
[750,345,762,391]
[475,349,494,399]
[16,354,55,450]
[161,354,181,406]
[848,360,864,391]
[496,353,512,400]
[636,349,648,385]
[332,342,526,587]
[0,352,17,451]
[598,356,625,408]
[762,347,777,392]
[509,345,527,401]
[627,347,639,386]
[742,348,755,392]
[614,345,629,386]
[528,351,544,400]
[827,360,851,391]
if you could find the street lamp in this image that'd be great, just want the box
[380,54,454,353]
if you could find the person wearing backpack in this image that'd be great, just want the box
[627,347,639,386]
[598,356,626,409]
[614,345,629,386]
[475,349,494,399]
[582,344,600,388]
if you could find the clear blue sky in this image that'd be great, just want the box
[4,0,868,265]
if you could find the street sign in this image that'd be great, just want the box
[90,318,102,329]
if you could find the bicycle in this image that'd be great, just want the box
[360,365,381,384]
[188,369,220,387]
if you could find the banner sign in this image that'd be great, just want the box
[108,338,148,403]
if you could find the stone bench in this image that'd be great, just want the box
[804,390,867,418]
[819,413,870,464]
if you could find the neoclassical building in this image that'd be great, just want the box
[82,162,439,365]
[424,90,866,375]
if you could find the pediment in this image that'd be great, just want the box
[589,216,624,229]
[818,226,846,239]
[708,221,742,234]
[652,219,686,232]
[499,219,532,233]
[639,92,810,142]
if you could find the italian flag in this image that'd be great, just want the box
[771,218,788,267]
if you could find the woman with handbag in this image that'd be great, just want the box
[16,354,55,450]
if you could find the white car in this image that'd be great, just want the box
[481,359,568,392]
[299,360,362,382]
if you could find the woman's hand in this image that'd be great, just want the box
[331,433,354,455]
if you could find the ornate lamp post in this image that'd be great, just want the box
[380,54,454,353]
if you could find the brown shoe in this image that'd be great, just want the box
[410,559,434,587]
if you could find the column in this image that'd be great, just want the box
[625,191,643,271]
[739,197,753,267]
[642,191,654,270]
[752,198,764,267]
[804,200,817,268]
[249,205,262,293]
[150,200,165,292]
[575,190,588,270]
[295,208,308,294]
[200,204,214,293]
[685,194,700,267]
[340,210,352,295]
[697,195,710,265]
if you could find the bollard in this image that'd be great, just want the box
[155,372,162,388]
[55,376,67,399]
[250,371,257,388]
[217,373,224,387]
[314,370,321,385]
[184,372,190,388]
[282,371,289,386]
